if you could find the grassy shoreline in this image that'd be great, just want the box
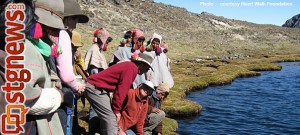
[162,54,300,134]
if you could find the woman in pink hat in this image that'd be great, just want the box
[84,28,110,75]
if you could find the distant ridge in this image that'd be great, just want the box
[282,14,300,28]
[78,0,300,59]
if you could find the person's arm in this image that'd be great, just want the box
[147,98,154,114]
[23,41,62,115]
[135,102,148,135]
[56,30,79,91]
[28,88,62,115]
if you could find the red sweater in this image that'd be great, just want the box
[87,62,138,114]
[118,89,148,135]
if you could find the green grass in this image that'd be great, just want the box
[75,24,300,134]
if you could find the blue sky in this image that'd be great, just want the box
[154,0,300,26]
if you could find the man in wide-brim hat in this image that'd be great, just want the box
[84,53,153,135]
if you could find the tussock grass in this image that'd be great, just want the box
[163,54,300,119]
[75,24,300,134]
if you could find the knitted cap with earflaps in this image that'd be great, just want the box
[150,33,162,44]
[156,82,169,94]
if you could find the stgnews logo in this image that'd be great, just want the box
[1,3,31,134]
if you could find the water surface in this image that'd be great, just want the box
[178,62,300,135]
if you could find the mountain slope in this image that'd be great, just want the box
[283,14,300,28]
[77,0,300,60]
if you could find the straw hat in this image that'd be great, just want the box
[72,31,83,47]
[35,0,66,29]
[63,0,89,23]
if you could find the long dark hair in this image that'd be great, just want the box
[0,0,36,50]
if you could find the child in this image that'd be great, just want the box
[131,29,146,53]
[144,82,170,135]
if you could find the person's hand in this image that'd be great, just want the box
[77,82,86,94]
[117,127,126,135]
[157,132,162,135]
[152,108,161,114]
[116,113,121,123]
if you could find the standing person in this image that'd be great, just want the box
[72,30,88,80]
[145,33,162,53]
[144,83,170,135]
[86,30,112,135]
[84,53,153,135]
[124,30,133,47]
[131,29,146,53]
[144,33,174,88]
[117,81,155,135]
[52,0,88,134]
[84,28,110,75]
[0,0,66,134]
[71,30,90,135]
[129,30,147,88]
[108,38,132,67]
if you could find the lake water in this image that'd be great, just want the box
[177,62,300,135]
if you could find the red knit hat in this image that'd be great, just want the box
[93,29,99,37]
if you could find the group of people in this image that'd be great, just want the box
[0,0,174,135]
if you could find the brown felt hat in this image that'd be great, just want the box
[63,0,89,23]
[35,0,66,29]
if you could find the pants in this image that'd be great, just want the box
[57,106,74,135]
[88,106,100,134]
[125,129,136,135]
[87,66,103,76]
[87,66,102,134]
[143,111,165,135]
[84,82,118,135]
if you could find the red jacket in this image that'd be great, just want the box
[118,89,148,135]
[87,62,138,114]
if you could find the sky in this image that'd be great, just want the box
[154,0,300,26]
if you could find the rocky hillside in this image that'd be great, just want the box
[77,0,300,60]
[283,14,300,28]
